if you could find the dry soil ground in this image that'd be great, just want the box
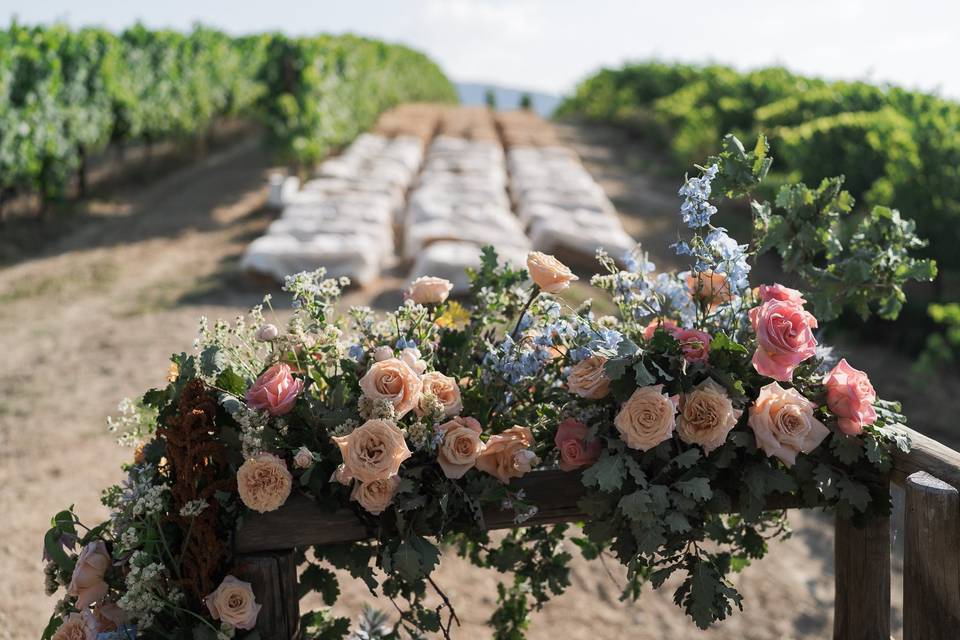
[2,122,957,639]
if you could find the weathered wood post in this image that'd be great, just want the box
[833,496,891,639]
[235,551,301,640]
[903,471,960,640]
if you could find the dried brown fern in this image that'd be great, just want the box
[158,379,235,605]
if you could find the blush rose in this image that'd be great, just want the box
[748,382,830,466]
[824,358,878,435]
[350,476,402,515]
[417,371,463,418]
[408,276,453,305]
[245,363,304,416]
[436,416,486,479]
[67,540,111,609]
[205,575,261,630]
[614,385,678,451]
[332,419,412,483]
[677,379,742,453]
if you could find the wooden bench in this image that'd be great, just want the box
[234,426,960,639]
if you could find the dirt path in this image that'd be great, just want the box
[2,123,940,639]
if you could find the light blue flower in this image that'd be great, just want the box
[347,344,365,361]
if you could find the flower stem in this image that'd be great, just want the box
[510,285,541,341]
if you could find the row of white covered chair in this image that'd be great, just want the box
[405,135,529,292]
[506,145,635,264]
[242,133,424,285]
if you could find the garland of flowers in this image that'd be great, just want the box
[41,135,921,640]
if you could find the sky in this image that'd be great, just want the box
[5,0,960,99]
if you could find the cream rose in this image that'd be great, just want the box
[205,575,261,630]
[677,379,742,453]
[567,355,611,400]
[417,371,463,417]
[748,382,830,467]
[350,476,402,515]
[359,357,423,417]
[408,276,453,305]
[67,540,111,609]
[236,453,293,513]
[292,446,314,470]
[526,251,578,293]
[436,416,486,479]
[332,419,412,483]
[614,385,678,451]
[51,612,96,640]
[475,426,539,484]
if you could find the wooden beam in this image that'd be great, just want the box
[234,551,300,640]
[890,426,960,490]
[833,506,891,640]
[235,468,801,553]
[903,471,960,640]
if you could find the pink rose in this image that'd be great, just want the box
[67,541,111,609]
[757,283,806,305]
[749,299,818,382]
[641,318,679,340]
[824,358,878,435]
[671,328,711,364]
[748,382,830,467]
[554,418,601,471]
[245,363,304,416]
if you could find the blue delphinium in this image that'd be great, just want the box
[678,164,719,228]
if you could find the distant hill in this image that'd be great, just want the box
[455,82,562,118]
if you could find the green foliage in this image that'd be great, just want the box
[0,22,454,201]
[559,61,960,278]
[916,302,960,375]
[753,175,936,320]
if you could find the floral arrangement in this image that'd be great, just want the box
[40,135,929,640]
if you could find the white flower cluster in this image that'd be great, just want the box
[178,499,209,518]
[131,483,169,518]
[117,551,172,629]
[230,404,271,459]
[107,397,157,447]
[331,419,359,438]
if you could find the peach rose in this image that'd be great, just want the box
[408,276,453,305]
[417,371,463,417]
[67,540,111,609]
[476,426,540,483]
[566,355,611,400]
[614,385,678,451]
[332,419,412,483]
[245,363,304,416]
[672,328,711,364]
[642,318,679,340]
[748,382,830,466]
[359,358,423,417]
[236,453,293,513]
[687,270,731,308]
[749,298,818,382]
[555,418,602,471]
[677,379,742,453]
[824,359,878,435]
[756,283,806,305]
[526,251,578,293]
[293,446,314,470]
[436,416,486,479]
[350,476,402,515]
[51,612,96,640]
[205,575,261,630]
